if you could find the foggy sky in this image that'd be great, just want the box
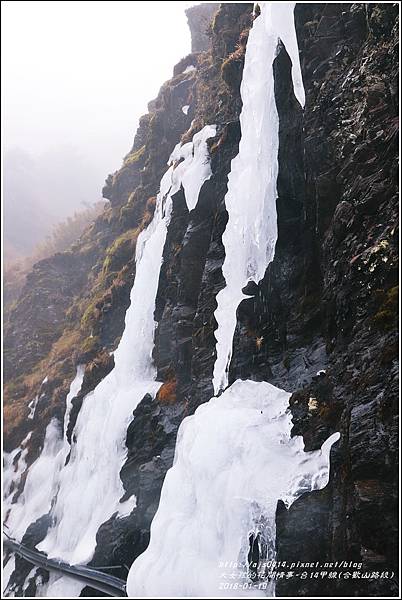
[3,1,198,217]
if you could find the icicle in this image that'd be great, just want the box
[4,128,215,587]
[212,3,305,395]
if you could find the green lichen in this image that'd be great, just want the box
[123,145,146,167]
[102,229,138,275]
[372,285,398,330]
[80,335,100,355]
[80,300,100,332]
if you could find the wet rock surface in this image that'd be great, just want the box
[272,4,398,596]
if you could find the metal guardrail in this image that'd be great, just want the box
[3,535,127,597]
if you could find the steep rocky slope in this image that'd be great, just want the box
[4,3,398,598]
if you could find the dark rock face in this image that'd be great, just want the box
[4,3,398,598]
[242,4,398,597]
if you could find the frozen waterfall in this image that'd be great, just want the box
[37,125,216,566]
[3,126,216,590]
[212,2,305,395]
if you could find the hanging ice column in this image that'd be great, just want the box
[34,125,216,567]
[213,3,305,395]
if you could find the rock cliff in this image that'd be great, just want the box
[4,3,398,597]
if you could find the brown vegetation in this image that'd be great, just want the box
[156,377,177,404]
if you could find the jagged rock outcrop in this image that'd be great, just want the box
[185,4,217,52]
[4,3,398,598]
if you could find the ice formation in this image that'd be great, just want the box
[35,125,216,566]
[37,573,85,598]
[3,126,215,595]
[4,432,32,519]
[4,565,84,599]
[2,556,15,596]
[3,368,85,596]
[212,2,305,395]
[27,396,40,419]
[4,367,85,541]
[127,380,339,596]
[183,64,196,73]
[6,419,64,541]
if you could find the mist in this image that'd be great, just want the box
[3,1,197,258]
